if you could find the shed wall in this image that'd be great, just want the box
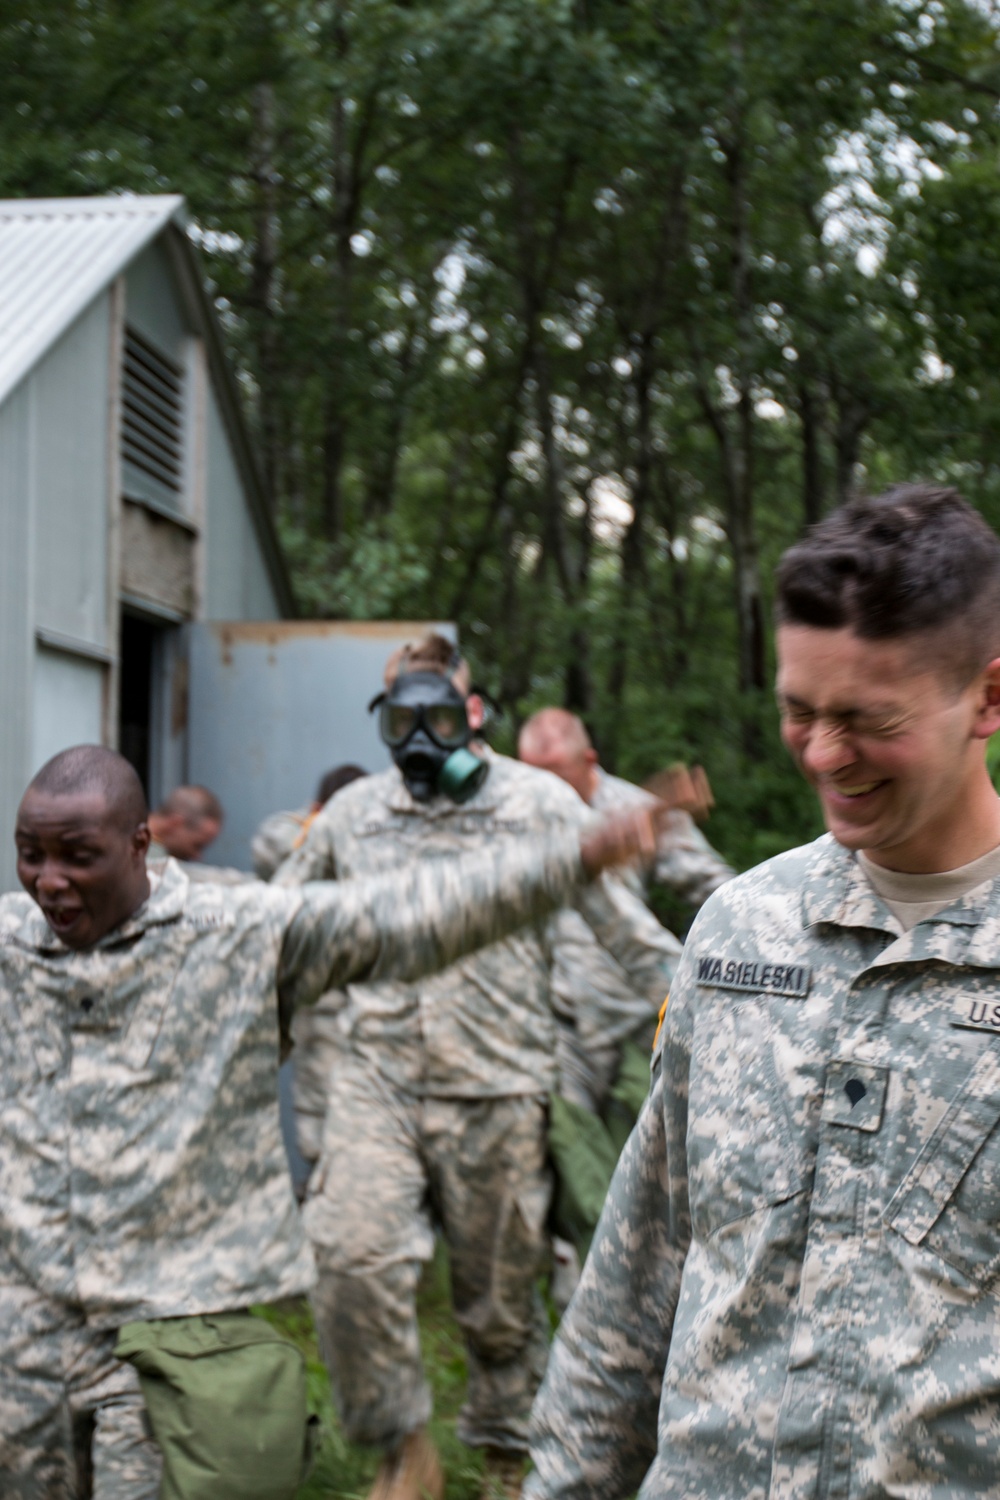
[203,387,280,620]
[0,383,34,892]
[32,295,111,650]
[0,293,113,891]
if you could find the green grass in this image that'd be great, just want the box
[259,1243,489,1500]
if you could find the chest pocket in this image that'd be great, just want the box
[687,992,806,1240]
[885,1048,1000,1289]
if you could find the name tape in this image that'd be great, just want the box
[696,954,811,999]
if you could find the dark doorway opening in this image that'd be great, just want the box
[119,613,158,795]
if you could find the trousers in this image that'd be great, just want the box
[0,1281,161,1499]
[305,1060,551,1455]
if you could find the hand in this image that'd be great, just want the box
[643,763,715,823]
[579,806,659,878]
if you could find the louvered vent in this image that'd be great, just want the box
[122,327,184,493]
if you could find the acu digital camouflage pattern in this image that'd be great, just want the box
[273,751,679,1454]
[251,807,315,882]
[0,1284,161,1500]
[309,1061,551,1452]
[591,767,733,908]
[0,832,582,1494]
[528,832,1000,1500]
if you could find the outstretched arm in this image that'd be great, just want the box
[277,809,659,1012]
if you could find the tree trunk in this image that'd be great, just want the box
[248,80,281,506]
[797,371,825,528]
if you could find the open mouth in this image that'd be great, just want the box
[825,780,887,804]
[41,905,83,934]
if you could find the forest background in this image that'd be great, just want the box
[6,0,1000,883]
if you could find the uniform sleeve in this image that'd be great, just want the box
[270,811,339,885]
[574,871,681,1001]
[252,811,305,882]
[526,949,695,1500]
[276,831,583,1011]
[652,809,734,907]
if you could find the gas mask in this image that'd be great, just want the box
[371,671,489,804]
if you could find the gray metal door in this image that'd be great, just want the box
[187,620,455,870]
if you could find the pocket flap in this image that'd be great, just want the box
[886,1050,1000,1246]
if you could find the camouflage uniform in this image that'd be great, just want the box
[0,833,583,1499]
[252,806,347,1162]
[251,808,315,883]
[528,831,1000,1500]
[591,767,733,907]
[273,752,679,1455]
[146,840,249,886]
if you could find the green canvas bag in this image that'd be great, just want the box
[548,1093,621,1258]
[549,1042,653,1255]
[115,1311,317,1500]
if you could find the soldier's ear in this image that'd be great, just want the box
[973,658,1000,741]
[466,694,486,732]
[132,822,151,860]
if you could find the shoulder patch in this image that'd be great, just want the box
[652,993,669,1051]
[695,954,811,999]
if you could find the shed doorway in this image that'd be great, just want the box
[119,613,160,796]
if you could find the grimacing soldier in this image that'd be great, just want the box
[272,634,680,1500]
[0,743,655,1500]
[527,483,1000,1500]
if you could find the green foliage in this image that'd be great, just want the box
[7,0,1000,870]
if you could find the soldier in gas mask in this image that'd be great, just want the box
[273,634,679,1500]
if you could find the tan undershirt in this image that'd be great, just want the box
[858,843,1000,932]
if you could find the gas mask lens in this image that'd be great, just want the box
[379,700,468,749]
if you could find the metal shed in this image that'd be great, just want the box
[0,194,294,890]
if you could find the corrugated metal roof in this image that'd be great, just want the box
[0,194,184,410]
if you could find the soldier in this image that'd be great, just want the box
[273,634,680,1500]
[518,709,733,909]
[527,483,1000,1500]
[147,784,224,862]
[252,765,368,882]
[0,742,652,1500]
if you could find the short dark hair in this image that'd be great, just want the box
[316,764,367,805]
[775,483,1000,683]
[27,745,148,831]
[157,785,223,824]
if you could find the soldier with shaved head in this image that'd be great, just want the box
[0,743,657,1499]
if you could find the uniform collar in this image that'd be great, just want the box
[801,832,1000,970]
[22,859,190,954]
[385,747,498,817]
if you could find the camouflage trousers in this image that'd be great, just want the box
[305,1060,551,1455]
[0,1281,161,1499]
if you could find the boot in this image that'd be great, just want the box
[480,1448,526,1500]
[367,1429,444,1500]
